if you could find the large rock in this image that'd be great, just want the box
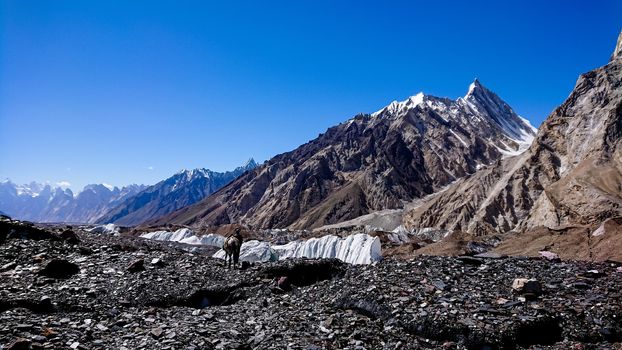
[512,278,542,297]
[38,259,80,279]
[6,338,31,350]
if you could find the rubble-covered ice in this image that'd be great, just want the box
[213,234,382,265]
[87,223,120,235]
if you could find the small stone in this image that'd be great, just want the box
[150,327,164,338]
[432,280,447,291]
[573,281,591,289]
[277,276,291,291]
[583,270,604,278]
[31,335,46,342]
[538,251,560,262]
[457,256,484,265]
[495,298,509,305]
[42,327,57,338]
[151,258,165,267]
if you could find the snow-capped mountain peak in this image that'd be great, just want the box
[459,79,537,155]
[243,158,258,169]
[0,181,146,223]
[464,78,483,98]
[372,92,425,117]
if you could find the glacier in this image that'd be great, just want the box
[212,233,382,265]
[139,229,383,264]
[213,240,276,263]
[140,228,224,247]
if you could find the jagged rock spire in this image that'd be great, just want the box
[612,30,622,61]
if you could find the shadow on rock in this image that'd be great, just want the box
[259,258,344,287]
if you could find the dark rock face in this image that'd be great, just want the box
[152,82,535,230]
[2,222,622,349]
[258,258,344,287]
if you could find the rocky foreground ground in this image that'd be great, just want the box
[1,219,622,349]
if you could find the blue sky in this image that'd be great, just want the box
[1,1,621,190]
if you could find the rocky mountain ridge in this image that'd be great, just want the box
[403,30,622,236]
[150,80,536,230]
[96,159,258,226]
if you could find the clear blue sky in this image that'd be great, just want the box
[1,1,620,190]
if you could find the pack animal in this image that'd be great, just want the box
[223,229,243,269]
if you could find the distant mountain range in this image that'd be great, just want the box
[148,80,536,229]
[0,159,258,225]
[96,159,258,226]
[0,181,145,223]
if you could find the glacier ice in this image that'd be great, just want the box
[140,228,224,248]
[140,228,195,242]
[140,229,383,265]
[212,233,382,265]
[213,240,276,263]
